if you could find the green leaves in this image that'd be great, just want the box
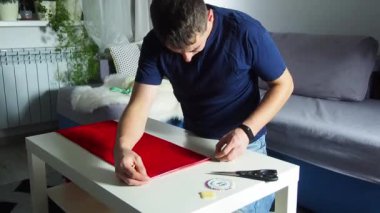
[47,0,99,85]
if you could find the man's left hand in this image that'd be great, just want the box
[214,128,250,161]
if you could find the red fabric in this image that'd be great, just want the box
[56,120,209,177]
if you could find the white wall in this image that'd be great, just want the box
[206,0,380,43]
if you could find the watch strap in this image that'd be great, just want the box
[238,124,255,143]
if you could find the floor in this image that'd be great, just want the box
[0,121,59,185]
[0,136,65,213]
[0,136,62,186]
[0,138,29,185]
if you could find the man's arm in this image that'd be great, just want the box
[243,68,293,136]
[215,68,293,161]
[114,82,159,185]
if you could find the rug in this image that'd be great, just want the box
[0,176,65,213]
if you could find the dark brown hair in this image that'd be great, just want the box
[150,0,208,49]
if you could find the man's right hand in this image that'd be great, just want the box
[114,147,150,186]
[114,82,159,186]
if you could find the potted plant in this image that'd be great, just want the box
[0,0,19,21]
[48,0,99,85]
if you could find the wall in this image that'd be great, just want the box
[205,0,380,44]
[0,22,57,48]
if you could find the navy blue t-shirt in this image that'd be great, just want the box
[135,5,286,140]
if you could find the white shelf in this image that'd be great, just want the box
[48,182,114,213]
[0,20,48,27]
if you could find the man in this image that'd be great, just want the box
[114,0,293,212]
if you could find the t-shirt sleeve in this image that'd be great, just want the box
[135,32,163,85]
[248,26,286,82]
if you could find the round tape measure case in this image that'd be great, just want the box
[206,178,234,190]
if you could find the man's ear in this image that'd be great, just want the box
[207,9,214,22]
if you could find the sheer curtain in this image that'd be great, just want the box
[82,0,152,52]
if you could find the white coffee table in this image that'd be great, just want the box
[26,119,299,213]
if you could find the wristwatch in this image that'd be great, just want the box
[238,124,255,143]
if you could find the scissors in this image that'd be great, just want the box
[210,169,278,182]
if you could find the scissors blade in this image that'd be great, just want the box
[209,171,239,177]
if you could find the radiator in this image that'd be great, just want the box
[0,47,70,129]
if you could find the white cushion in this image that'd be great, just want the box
[109,43,140,77]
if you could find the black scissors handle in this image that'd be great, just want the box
[236,169,278,182]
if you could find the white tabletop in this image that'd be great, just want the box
[26,119,299,213]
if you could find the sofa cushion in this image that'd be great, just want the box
[370,71,380,99]
[374,56,380,71]
[265,91,380,183]
[261,33,379,101]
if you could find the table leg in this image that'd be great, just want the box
[27,151,48,213]
[275,182,298,213]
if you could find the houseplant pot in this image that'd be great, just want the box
[35,0,56,21]
[0,0,19,21]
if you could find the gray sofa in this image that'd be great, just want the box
[262,33,380,213]
[57,32,380,212]
[264,32,380,183]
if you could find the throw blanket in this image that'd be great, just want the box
[71,74,183,122]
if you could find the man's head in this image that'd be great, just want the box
[150,0,214,62]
